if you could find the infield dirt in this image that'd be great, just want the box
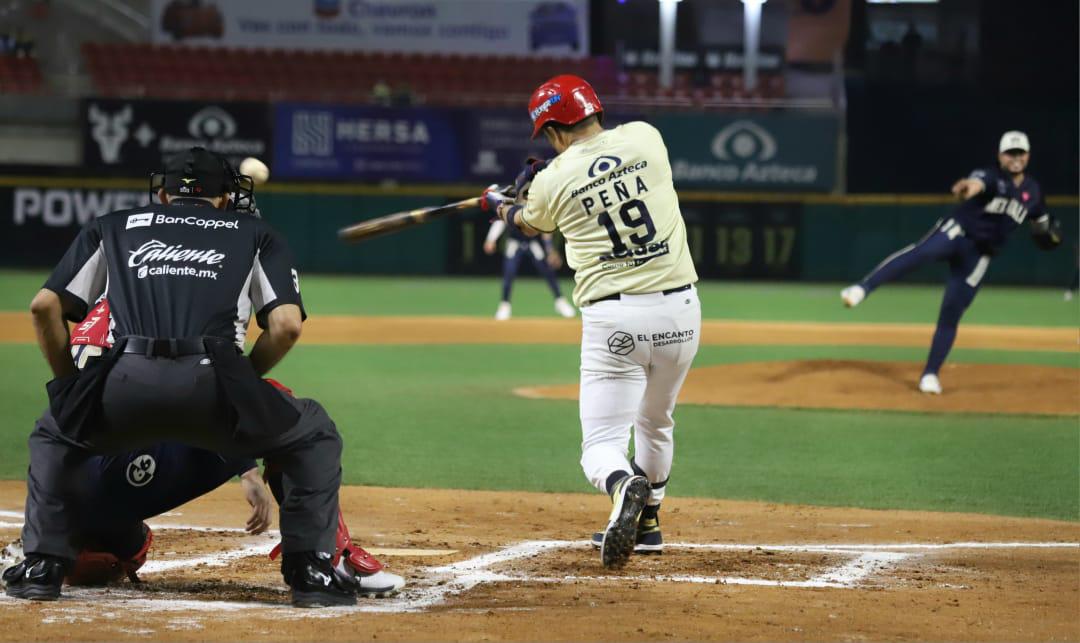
[0,483,1076,642]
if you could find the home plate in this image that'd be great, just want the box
[366,547,458,557]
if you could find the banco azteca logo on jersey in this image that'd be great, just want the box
[588,155,622,178]
[128,239,225,280]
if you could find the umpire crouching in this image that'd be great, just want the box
[5,147,357,607]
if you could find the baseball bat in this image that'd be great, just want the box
[336,185,510,243]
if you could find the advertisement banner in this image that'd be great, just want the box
[0,184,150,267]
[82,99,272,173]
[457,110,643,184]
[653,112,839,192]
[151,0,588,58]
[273,104,463,181]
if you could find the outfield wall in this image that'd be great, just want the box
[1,177,1075,286]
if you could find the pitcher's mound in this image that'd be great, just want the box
[516,360,1079,416]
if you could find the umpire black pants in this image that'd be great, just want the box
[22,353,342,560]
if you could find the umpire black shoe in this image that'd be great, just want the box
[600,475,650,569]
[281,551,358,608]
[3,554,67,601]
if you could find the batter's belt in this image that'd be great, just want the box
[587,283,692,306]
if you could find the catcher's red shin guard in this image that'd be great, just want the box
[269,511,384,575]
[66,524,153,585]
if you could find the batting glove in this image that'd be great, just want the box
[513,157,549,197]
[481,184,510,214]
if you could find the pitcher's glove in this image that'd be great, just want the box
[1031,214,1062,251]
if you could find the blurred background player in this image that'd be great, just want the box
[841,131,1062,394]
[483,202,575,321]
[1065,248,1079,301]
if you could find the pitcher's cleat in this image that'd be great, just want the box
[599,475,649,569]
[919,373,942,395]
[494,301,512,321]
[841,285,866,308]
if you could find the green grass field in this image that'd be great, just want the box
[0,270,1076,520]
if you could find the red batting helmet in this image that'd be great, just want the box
[527,74,604,139]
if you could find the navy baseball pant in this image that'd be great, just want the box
[858,218,990,376]
[501,240,563,302]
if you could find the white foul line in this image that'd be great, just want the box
[0,524,1075,619]
[140,538,275,574]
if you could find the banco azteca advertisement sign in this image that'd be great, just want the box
[81,99,272,173]
[654,112,839,192]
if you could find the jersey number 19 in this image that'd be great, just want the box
[598,199,657,254]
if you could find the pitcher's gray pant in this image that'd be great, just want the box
[22,354,342,560]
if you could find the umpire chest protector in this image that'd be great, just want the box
[44,200,306,440]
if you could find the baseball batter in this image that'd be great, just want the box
[483,75,700,568]
[841,131,1061,394]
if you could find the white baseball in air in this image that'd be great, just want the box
[239,157,270,185]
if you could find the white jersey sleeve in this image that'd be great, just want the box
[520,172,558,233]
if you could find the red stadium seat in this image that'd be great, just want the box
[76,43,790,108]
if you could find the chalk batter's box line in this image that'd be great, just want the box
[0,536,1077,618]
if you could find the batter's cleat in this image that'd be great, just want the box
[600,475,650,569]
[282,551,358,608]
[591,515,663,554]
[1065,290,1075,302]
[841,285,866,308]
[494,301,512,321]
[3,554,67,601]
[554,297,576,318]
[919,373,943,395]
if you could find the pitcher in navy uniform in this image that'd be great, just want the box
[841,131,1062,394]
[6,148,361,607]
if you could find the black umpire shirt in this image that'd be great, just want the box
[44,200,305,345]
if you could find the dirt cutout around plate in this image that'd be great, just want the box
[0,483,1075,642]
[517,360,1079,416]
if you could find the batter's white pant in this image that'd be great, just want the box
[579,287,701,506]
